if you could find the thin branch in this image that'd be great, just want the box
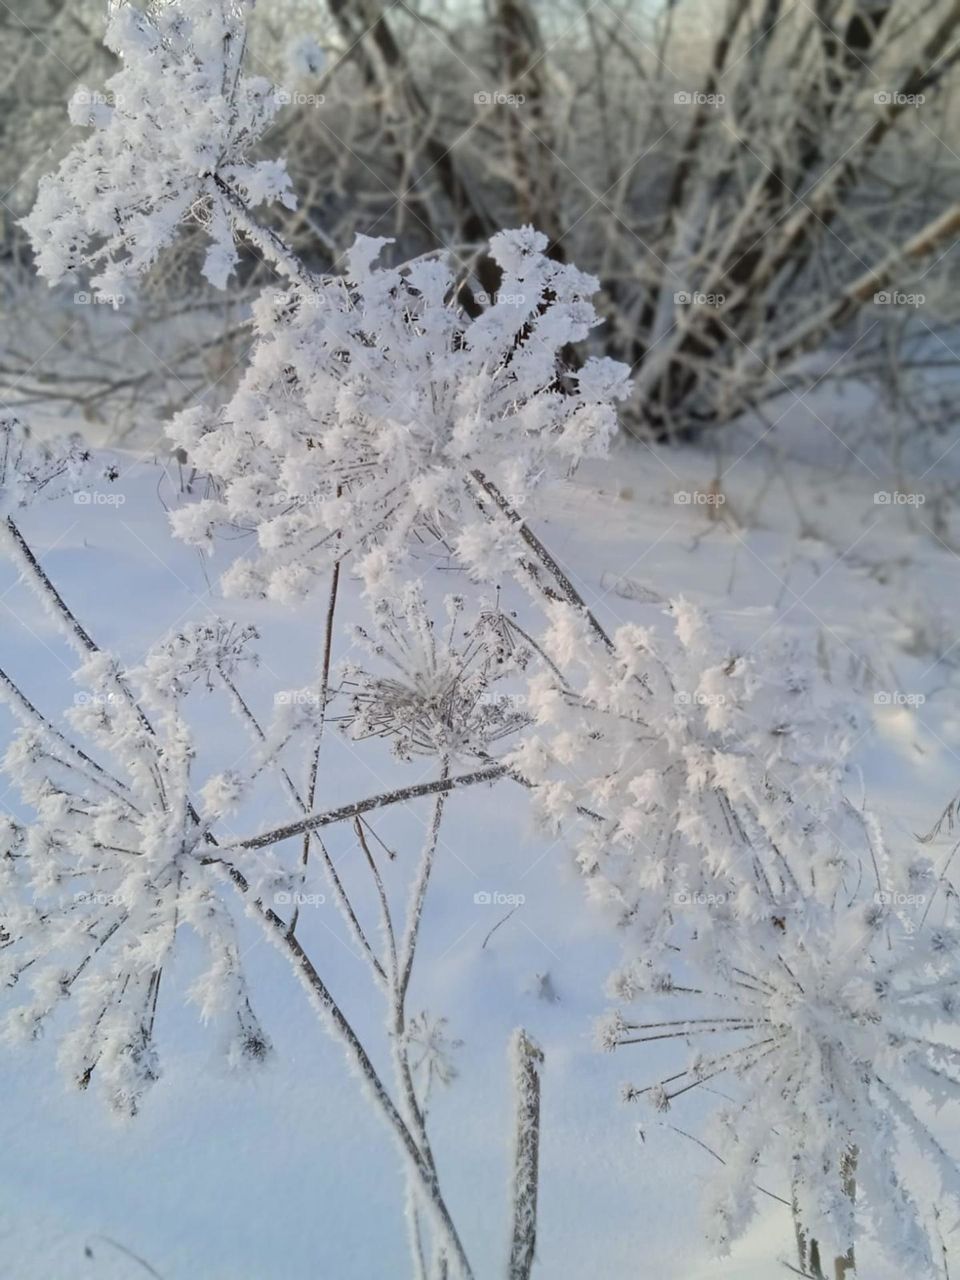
[469,471,614,652]
[399,763,449,1001]
[292,556,341,937]
[226,764,509,852]
[216,666,385,980]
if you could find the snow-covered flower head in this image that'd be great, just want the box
[169,230,629,601]
[0,649,270,1114]
[405,1011,463,1102]
[137,618,259,699]
[338,585,529,763]
[608,897,960,1272]
[23,0,294,294]
[0,413,93,517]
[511,599,869,945]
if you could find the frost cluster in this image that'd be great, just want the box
[168,230,629,600]
[23,0,294,295]
[0,649,270,1114]
[338,586,529,763]
[510,598,872,945]
[606,902,960,1270]
[0,413,93,515]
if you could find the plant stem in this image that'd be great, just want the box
[468,471,614,652]
[219,860,475,1279]
[227,764,509,852]
[507,1030,545,1280]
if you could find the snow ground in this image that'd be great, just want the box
[1,411,958,1279]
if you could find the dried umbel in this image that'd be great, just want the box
[405,1011,463,1103]
[0,413,93,516]
[137,618,259,697]
[512,592,960,1268]
[0,649,270,1115]
[338,586,529,763]
[510,598,870,945]
[169,229,629,602]
[607,899,960,1272]
[23,0,294,296]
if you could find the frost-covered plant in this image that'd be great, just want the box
[0,403,546,1277]
[0,525,533,1277]
[510,598,872,946]
[338,586,529,763]
[0,413,93,516]
[138,618,259,695]
[406,1011,463,1103]
[0,649,270,1115]
[603,892,960,1272]
[508,594,960,1272]
[16,2,954,1275]
[168,229,629,601]
[23,0,295,296]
